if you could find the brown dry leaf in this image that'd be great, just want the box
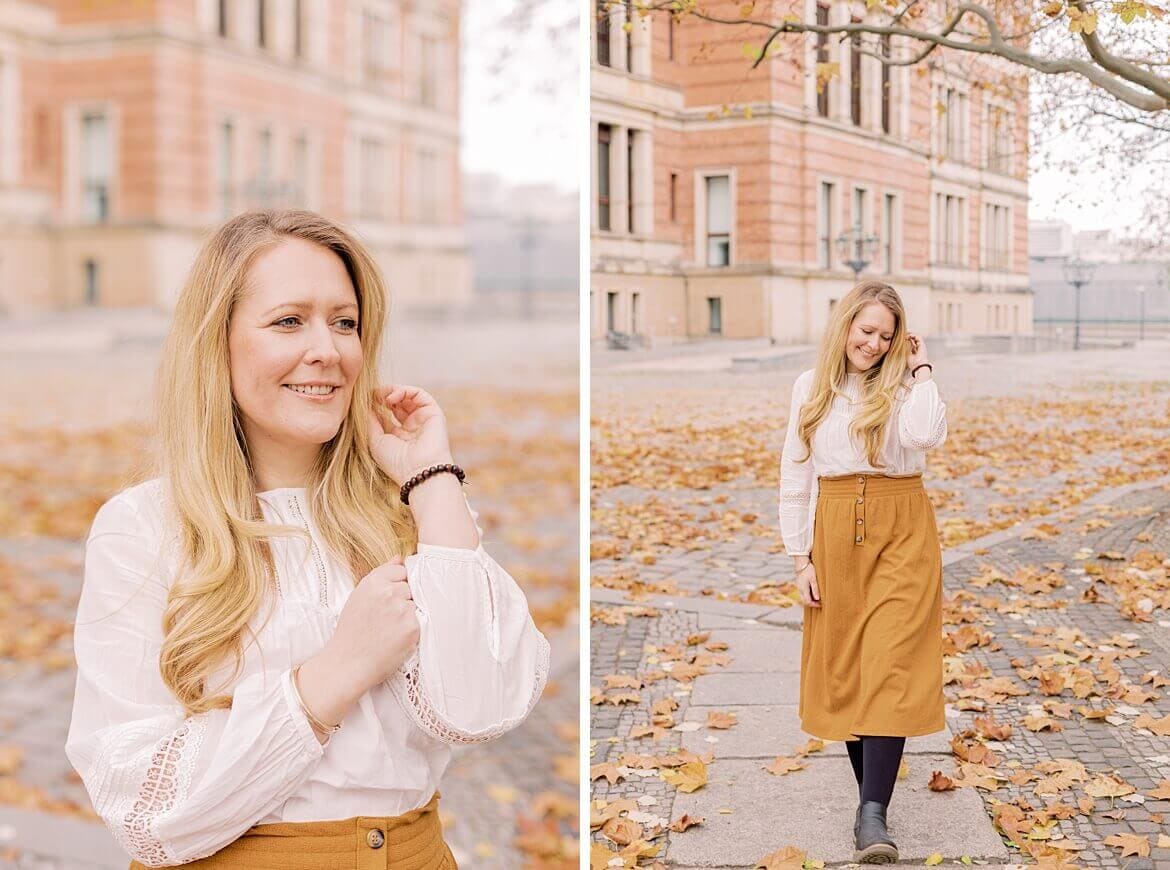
[764,756,807,776]
[1103,831,1150,857]
[929,770,956,791]
[1084,773,1136,799]
[590,763,626,785]
[755,845,808,868]
[660,760,708,793]
[706,710,738,729]
[601,816,642,847]
[669,813,704,832]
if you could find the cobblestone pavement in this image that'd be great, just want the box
[0,315,579,868]
[591,344,1170,868]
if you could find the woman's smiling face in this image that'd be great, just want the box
[845,301,896,373]
[228,236,363,457]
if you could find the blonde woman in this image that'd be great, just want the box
[65,209,549,868]
[778,281,947,864]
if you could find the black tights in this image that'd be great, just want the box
[845,735,905,806]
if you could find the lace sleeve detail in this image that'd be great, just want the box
[92,717,207,867]
[391,631,551,744]
[900,412,947,451]
[781,491,812,505]
[395,540,551,745]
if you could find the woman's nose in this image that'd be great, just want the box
[305,323,342,364]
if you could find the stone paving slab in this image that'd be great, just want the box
[666,756,1010,867]
[591,587,777,620]
[680,705,954,759]
[688,671,802,706]
[700,629,802,673]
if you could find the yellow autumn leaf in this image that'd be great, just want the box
[925,854,944,866]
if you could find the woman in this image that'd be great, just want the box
[778,280,947,864]
[65,209,550,868]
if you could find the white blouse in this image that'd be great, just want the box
[64,478,550,868]
[778,368,948,556]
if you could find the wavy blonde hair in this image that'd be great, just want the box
[794,280,912,469]
[149,209,417,715]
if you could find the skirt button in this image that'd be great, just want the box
[857,476,865,484]
[855,535,863,543]
[367,828,385,849]
[856,518,863,525]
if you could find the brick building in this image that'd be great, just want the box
[590,1,1033,344]
[0,0,468,314]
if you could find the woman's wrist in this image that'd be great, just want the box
[792,555,810,571]
[911,363,933,383]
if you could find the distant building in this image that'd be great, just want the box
[465,173,577,296]
[590,2,1033,345]
[1029,220,1169,332]
[0,0,469,314]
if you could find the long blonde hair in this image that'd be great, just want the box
[795,280,912,468]
[151,209,417,715]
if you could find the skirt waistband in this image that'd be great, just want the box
[129,791,450,869]
[818,472,924,497]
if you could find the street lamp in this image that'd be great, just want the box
[836,223,881,279]
[1062,258,1096,351]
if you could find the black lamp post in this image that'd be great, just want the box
[836,223,881,279]
[1062,258,1096,351]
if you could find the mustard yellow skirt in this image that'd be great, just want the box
[129,791,456,870]
[799,473,946,741]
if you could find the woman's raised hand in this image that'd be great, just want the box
[906,333,930,373]
[796,562,822,609]
[367,384,455,486]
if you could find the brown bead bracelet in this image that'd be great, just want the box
[400,462,466,505]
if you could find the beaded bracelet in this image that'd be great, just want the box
[400,462,466,505]
[911,363,933,378]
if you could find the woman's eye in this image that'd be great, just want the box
[338,318,358,331]
[275,316,300,327]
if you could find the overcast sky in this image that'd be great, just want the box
[460,0,578,194]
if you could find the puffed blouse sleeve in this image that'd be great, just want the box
[390,496,551,744]
[65,493,326,868]
[896,375,948,451]
[779,370,819,557]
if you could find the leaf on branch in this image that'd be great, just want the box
[1067,8,1098,33]
[1111,0,1149,22]
[815,62,839,94]
[1042,0,1065,16]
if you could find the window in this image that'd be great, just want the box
[293,0,303,58]
[815,4,830,118]
[983,203,1010,269]
[606,291,617,331]
[362,11,383,84]
[419,149,438,223]
[934,192,965,265]
[219,121,234,217]
[850,19,862,126]
[420,35,440,107]
[882,193,896,273]
[669,172,678,222]
[627,130,635,234]
[256,126,273,205]
[80,111,110,223]
[707,297,722,334]
[937,85,968,162]
[852,186,869,236]
[257,0,267,48]
[880,33,891,134]
[598,124,611,231]
[705,175,730,267]
[631,292,641,333]
[292,133,308,205]
[84,259,99,305]
[818,181,835,268]
[217,0,228,37]
[359,137,383,219]
[985,103,1012,173]
[597,0,611,66]
[668,14,675,61]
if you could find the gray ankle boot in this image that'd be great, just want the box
[853,800,898,864]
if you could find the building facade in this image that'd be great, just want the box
[0,0,468,314]
[590,1,1033,344]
